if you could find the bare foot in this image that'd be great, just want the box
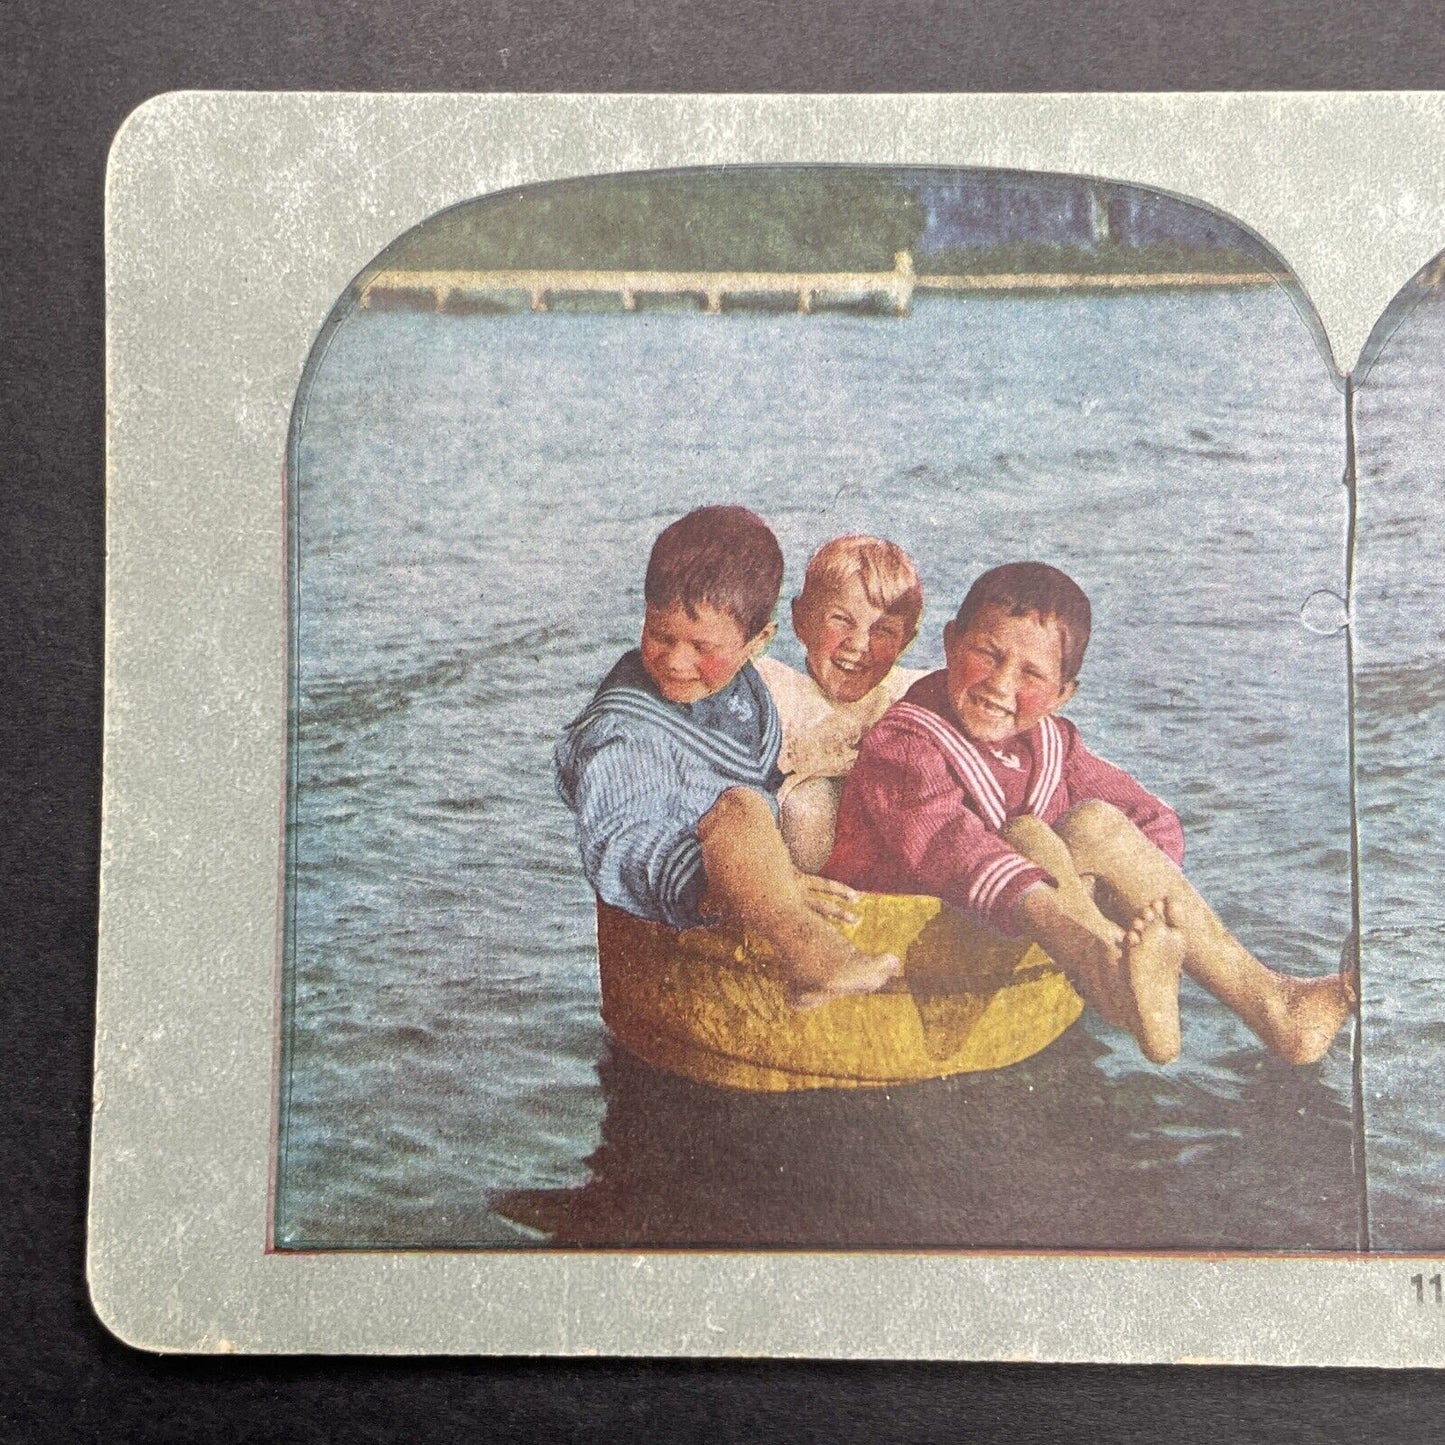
[1257,968,1357,1065]
[1121,898,1185,1064]
[788,926,901,1010]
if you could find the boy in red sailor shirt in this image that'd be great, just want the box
[827,562,1355,1066]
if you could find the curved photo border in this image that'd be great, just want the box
[96,91,1445,1360]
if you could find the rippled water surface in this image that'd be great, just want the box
[278,288,1370,1249]
[1354,291,1445,1250]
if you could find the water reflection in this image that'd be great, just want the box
[494,1030,1357,1250]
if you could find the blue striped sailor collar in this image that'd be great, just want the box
[578,650,781,779]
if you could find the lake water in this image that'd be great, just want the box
[278,286,1377,1250]
[1354,290,1445,1251]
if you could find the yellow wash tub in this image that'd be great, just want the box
[595,894,1084,1092]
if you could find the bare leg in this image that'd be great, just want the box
[1003,815,1184,1062]
[1054,802,1355,1065]
[697,787,900,1009]
[1118,900,1186,1064]
[779,776,844,874]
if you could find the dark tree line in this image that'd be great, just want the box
[375,167,1271,278]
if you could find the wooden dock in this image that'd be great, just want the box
[356,251,1277,316]
[359,251,917,316]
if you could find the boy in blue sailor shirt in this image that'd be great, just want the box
[556,506,901,1008]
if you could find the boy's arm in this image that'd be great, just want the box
[841,728,1054,935]
[840,726,1134,1008]
[1062,726,1185,865]
[559,724,710,930]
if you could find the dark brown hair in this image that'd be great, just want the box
[954,562,1092,682]
[644,506,785,641]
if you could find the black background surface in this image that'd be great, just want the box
[6,1,1445,1438]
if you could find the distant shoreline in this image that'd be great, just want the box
[916,271,1276,293]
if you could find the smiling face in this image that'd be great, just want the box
[792,574,915,705]
[640,601,774,705]
[942,603,1076,746]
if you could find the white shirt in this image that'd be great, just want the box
[754,654,927,803]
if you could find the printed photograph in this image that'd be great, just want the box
[275,166,1365,1251]
[1352,252,1445,1252]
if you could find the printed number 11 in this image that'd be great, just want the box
[1411,1273,1442,1304]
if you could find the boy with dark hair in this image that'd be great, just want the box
[828,561,1355,1065]
[556,506,901,1008]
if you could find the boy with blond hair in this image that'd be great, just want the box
[755,535,927,872]
[827,561,1355,1065]
[555,506,901,1009]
